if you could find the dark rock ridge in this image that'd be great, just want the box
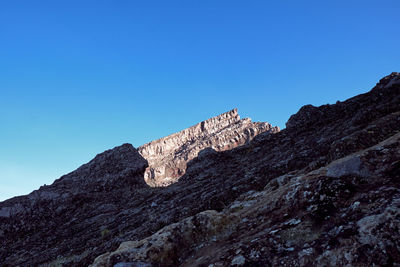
[0,72,399,266]
[138,108,279,186]
[53,143,149,192]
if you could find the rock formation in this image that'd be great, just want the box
[138,108,279,186]
[93,132,400,267]
[0,73,399,266]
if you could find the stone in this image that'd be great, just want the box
[0,207,11,218]
[326,156,370,178]
[138,108,279,186]
[231,255,246,265]
[113,262,152,267]
[90,210,228,267]
[372,72,400,90]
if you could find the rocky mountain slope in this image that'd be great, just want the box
[138,109,278,186]
[1,73,399,266]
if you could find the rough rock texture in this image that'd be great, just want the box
[0,73,399,267]
[0,144,149,266]
[138,109,278,186]
[52,143,149,192]
[92,132,400,267]
[91,210,230,267]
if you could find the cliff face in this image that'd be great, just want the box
[1,73,399,267]
[138,108,279,186]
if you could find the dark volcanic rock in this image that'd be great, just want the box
[0,144,149,266]
[1,73,400,267]
[372,71,400,90]
[52,143,149,192]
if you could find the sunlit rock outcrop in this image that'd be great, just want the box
[138,108,279,186]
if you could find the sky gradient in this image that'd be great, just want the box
[1,0,399,201]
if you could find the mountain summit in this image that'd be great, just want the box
[138,108,279,186]
[1,73,399,266]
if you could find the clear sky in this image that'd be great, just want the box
[1,0,399,201]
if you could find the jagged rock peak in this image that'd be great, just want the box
[138,109,279,186]
[286,72,400,130]
[373,72,400,90]
[138,108,240,159]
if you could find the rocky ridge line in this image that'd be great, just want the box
[138,108,279,186]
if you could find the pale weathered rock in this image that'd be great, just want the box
[326,156,371,178]
[138,108,279,186]
[231,255,246,266]
[90,210,231,267]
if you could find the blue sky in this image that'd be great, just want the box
[1,0,399,201]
